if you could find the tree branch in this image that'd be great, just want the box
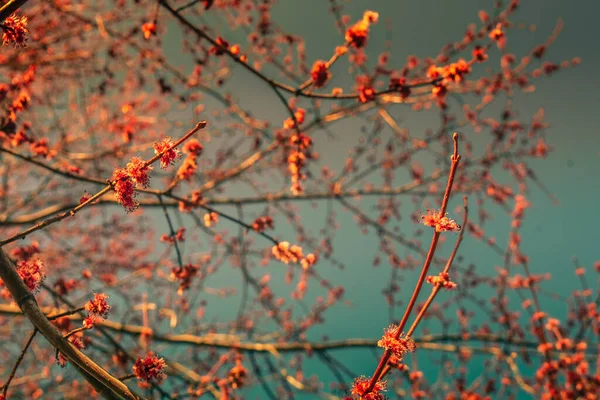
[2,302,596,357]
[0,0,28,23]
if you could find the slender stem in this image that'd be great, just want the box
[366,133,462,394]
[65,326,88,338]
[142,121,206,169]
[365,232,441,391]
[1,329,37,398]
[157,194,184,268]
[118,374,136,382]
[406,197,469,339]
[0,122,206,247]
[48,306,86,320]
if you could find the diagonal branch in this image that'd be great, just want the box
[0,0,28,23]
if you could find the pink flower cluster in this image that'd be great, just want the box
[133,352,166,384]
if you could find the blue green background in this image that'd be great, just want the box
[150,1,600,398]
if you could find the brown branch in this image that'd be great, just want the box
[0,183,474,226]
[2,303,597,357]
[0,145,107,186]
[0,0,28,23]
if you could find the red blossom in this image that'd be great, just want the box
[432,83,448,102]
[210,36,230,56]
[2,14,28,47]
[291,181,304,195]
[182,138,203,155]
[288,151,306,176]
[489,23,506,48]
[31,138,55,159]
[126,157,152,188]
[228,360,248,389]
[161,228,186,245]
[85,292,111,320]
[142,22,157,39]
[153,137,182,169]
[472,45,488,62]
[16,258,46,293]
[83,316,96,329]
[345,11,379,48]
[11,242,40,261]
[171,263,199,295]
[133,352,166,383]
[57,335,86,367]
[179,190,204,212]
[9,129,30,147]
[427,65,443,80]
[310,60,331,88]
[283,108,306,130]
[177,155,198,181]
[389,77,411,98]
[11,90,30,112]
[290,133,312,150]
[444,59,471,83]
[377,324,416,359]
[531,137,551,158]
[0,84,8,102]
[252,216,274,232]
[301,253,317,270]
[421,209,461,232]
[112,168,138,212]
[203,212,219,227]
[200,0,213,10]
[426,272,457,289]
[351,376,386,400]
[511,194,530,222]
[79,192,91,204]
[272,241,304,264]
[358,84,375,103]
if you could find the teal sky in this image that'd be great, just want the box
[152,1,600,398]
